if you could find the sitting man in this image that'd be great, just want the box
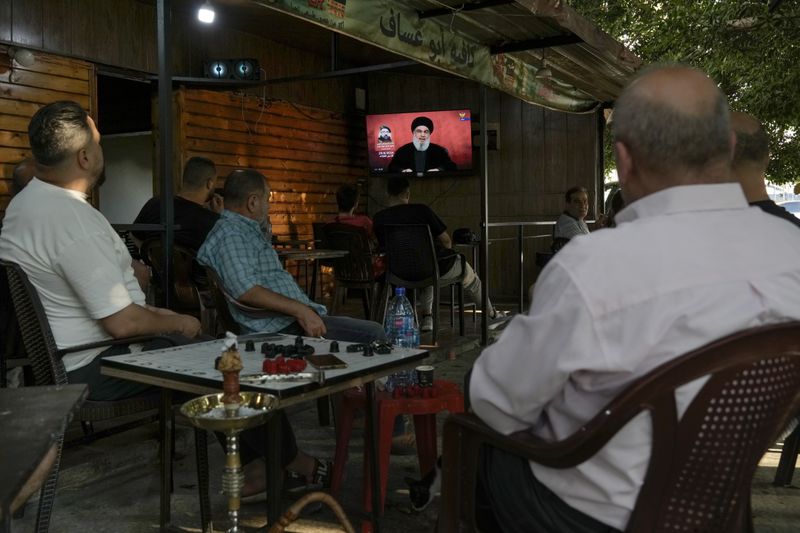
[330,183,385,279]
[198,169,385,342]
[468,66,800,532]
[373,176,499,332]
[132,156,223,251]
[386,116,457,175]
[552,185,590,251]
[0,100,202,400]
[730,111,800,229]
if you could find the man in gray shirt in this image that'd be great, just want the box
[552,186,590,251]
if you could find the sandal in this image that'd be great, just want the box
[391,432,417,456]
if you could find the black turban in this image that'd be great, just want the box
[410,116,434,133]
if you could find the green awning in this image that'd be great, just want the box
[253,0,640,112]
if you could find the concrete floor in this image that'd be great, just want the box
[12,306,800,532]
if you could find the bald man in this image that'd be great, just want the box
[468,66,800,532]
[731,111,800,228]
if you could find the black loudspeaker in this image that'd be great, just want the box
[232,58,259,80]
[203,58,260,80]
[204,60,232,79]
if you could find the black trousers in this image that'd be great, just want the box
[478,446,622,533]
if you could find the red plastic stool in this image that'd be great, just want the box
[330,379,464,514]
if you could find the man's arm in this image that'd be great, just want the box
[238,285,325,337]
[469,261,600,435]
[100,303,201,339]
[436,231,453,249]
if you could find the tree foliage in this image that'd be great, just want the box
[570,0,800,184]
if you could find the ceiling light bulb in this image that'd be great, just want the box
[8,47,35,67]
[535,66,552,80]
[198,1,215,23]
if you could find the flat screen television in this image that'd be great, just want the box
[366,109,473,177]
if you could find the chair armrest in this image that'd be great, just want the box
[56,335,179,358]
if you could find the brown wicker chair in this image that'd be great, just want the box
[203,265,275,335]
[0,259,190,532]
[139,238,205,314]
[439,322,800,533]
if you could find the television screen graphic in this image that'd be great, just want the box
[366,109,473,176]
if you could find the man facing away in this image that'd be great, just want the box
[730,111,800,229]
[198,169,385,343]
[373,176,499,332]
[386,116,457,175]
[0,101,202,400]
[132,156,223,252]
[468,66,800,532]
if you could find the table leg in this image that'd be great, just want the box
[160,388,173,532]
[265,413,283,525]
[309,259,319,299]
[365,382,382,533]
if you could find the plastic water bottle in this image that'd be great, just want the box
[384,287,420,392]
[384,287,420,349]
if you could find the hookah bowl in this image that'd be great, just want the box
[181,392,278,533]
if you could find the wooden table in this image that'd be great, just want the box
[101,333,427,533]
[0,384,88,532]
[277,248,349,299]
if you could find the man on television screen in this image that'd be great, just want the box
[386,116,457,175]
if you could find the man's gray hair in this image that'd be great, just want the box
[612,67,730,175]
[28,101,93,167]
[223,169,267,207]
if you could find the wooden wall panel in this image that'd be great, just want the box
[0,45,93,217]
[176,88,365,243]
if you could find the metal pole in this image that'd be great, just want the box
[517,225,524,313]
[157,0,174,309]
[479,85,489,346]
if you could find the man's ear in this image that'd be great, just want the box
[206,177,215,191]
[614,141,634,190]
[246,193,259,214]
[76,147,91,171]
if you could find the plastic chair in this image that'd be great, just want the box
[321,222,378,320]
[379,224,465,345]
[139,238,205,314]
[438,322,800,533]
[330,379,464,513]
[0,259,188,532]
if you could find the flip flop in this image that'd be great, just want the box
[391,432,417,456]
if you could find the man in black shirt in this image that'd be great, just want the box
[386,116,457,176]
[132,156,223,251]
[731,112,800,229]
[373,177,497,331]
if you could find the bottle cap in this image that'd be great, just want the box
[395,287,405,296]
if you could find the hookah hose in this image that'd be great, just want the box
[267,491,355,533]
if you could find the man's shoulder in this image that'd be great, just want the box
[134,196,161,223]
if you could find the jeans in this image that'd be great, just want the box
[279,315,386,343]
[418,257,491,316]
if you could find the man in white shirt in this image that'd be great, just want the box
[0,101,201,400]
[468,65,800,532]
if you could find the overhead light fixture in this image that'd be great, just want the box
[535,50,551,80]
[198,1,215,24]
[8,47,35,67]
